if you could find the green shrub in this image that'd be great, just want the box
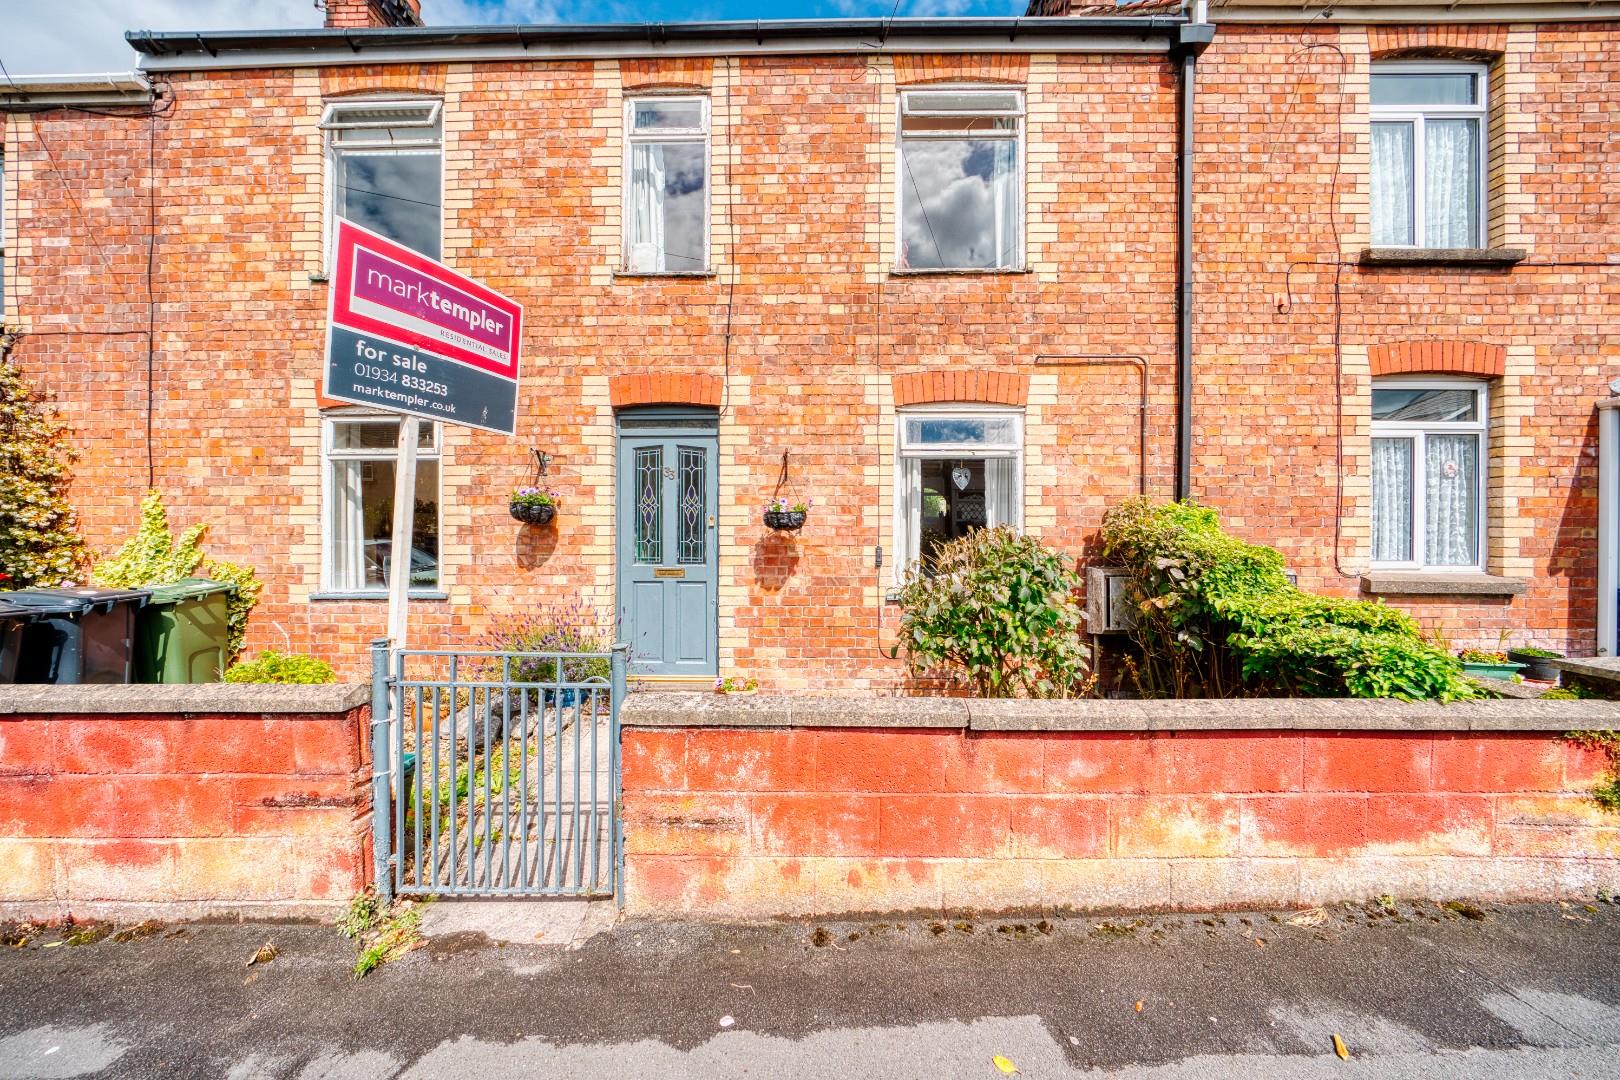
[1098,497,1479,701]
[1512,646,1564,659]
[0,334,86,588]
[92,491,263,663]
[896,526,1090,698]
[224,651,336,685]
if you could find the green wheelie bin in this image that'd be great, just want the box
[134,578,234,683]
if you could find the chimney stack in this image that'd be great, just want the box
[323,0,423,29]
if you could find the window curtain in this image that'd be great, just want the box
[1370,438,1414,563]
[991,140,1019,268]
[1424,434,1479,566]
[987,457,1020,530]
[1370,122,1414,246]
[628,143,667,271]
[1424,118,1480,248]
[331,460,367,591]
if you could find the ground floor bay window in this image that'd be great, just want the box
[1370,379,1487,570]
[896,407,1023,574]
[323,415,441,594]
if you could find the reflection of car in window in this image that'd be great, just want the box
[363,540,439,587]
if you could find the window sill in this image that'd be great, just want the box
[614,270,716,280]
[1357,247,1527,268]
[890,267,1031,277]
[307,590,450,602]
[1360,572,1526,598]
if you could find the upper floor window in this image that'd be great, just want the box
[324,415,441,595]
[1370,379,1487,571]
[624,96,709,273]
[1370,63,1487,249]
[323,98,442,261]
[895,407,1023,576]
[898,89,1023,271]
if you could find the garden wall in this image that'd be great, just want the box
[621,695,1620,919]
[0,684,372,921]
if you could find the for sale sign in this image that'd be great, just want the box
[324,220,523,435]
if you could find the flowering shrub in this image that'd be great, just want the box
[764,497,810,514]
[715,675,759,693]
[0,334,86,589]
[511,486,559,508]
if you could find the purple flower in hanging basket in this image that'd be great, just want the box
[764,497,811,515]
[511,486,560,508]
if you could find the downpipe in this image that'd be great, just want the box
[1174,11,1215,502]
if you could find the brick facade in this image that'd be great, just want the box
[622,722,1620,917]
[2,17,1617,686]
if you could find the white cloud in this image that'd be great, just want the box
[0,0,317,77]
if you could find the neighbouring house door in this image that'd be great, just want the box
[616,410,719,678]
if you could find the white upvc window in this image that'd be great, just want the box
[623,95,710,273]
[322,97,443,263]
[1369,62,1488,249]
[897,88,1024,271]
[322,415,442,595]
[894,406,1024,578]
[1370,379,1488,571]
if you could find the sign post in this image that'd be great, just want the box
[323,220,524,650]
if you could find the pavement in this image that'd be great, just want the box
[2,897,1619,1079]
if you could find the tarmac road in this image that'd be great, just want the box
[2,898,1618,1079]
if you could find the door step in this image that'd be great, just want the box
[627,675,716,693]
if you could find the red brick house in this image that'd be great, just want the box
[2,0,1617,687]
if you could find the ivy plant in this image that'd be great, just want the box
[92,491,263,662]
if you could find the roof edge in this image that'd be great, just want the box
[125,17,1188,71]
[0,72,153,110]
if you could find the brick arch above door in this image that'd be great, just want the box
[1368,340,1506,379]
[892,370,1029,408]
[609,372,723,410]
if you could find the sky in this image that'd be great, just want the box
[0,0,1026,78]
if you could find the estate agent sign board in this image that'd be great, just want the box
[324,220,523,436]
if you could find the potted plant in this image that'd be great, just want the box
[1458,648,1525,681]
[510,486,559,525]
[715,675,759,695]
[763,497,810,532]
[1505,645,1565,682]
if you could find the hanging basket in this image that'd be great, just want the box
[763,509,807,532]
[510,501,556,526]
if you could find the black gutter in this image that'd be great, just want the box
[1172,21,1213,503]
[126,16,1185,57]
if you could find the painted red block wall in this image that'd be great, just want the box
[0,708,371,917]
[621,726,1620,918]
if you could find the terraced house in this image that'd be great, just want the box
[2,0,1617,687]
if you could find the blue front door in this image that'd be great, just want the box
[616,411,719,677]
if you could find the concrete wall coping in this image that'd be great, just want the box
[621,693,1620,732]
[0,683,371,716]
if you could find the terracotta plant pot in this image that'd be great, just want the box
[510,501,555,525]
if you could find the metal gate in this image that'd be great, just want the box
[369,640,627,901]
